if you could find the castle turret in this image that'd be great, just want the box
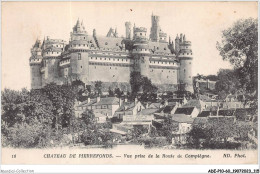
[175,34,180,54]
[150,14,160,42]
[29,39,43,89]
[125,22,132,39]
[132,27,150,77]
[68,19,90,84]
[178,36,193,93]
[41,36,66,86]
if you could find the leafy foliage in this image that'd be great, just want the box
[130,72,158,102]
[216,18,258,104]
[215,69,241,99]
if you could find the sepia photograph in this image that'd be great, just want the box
[1,1,259,171]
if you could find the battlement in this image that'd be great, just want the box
[159,32,167,37]
[180,41,191,45]
[29,58,42,65]
[134,27,147,32]
[59,59,70,66]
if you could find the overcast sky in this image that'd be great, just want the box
[2,1,258,90]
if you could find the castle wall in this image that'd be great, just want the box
[149,67,178,85]
[30,64,42,89]
[179,58,192,85]
[88,63,131,83]
[70,52,89,84]
[133,54,150,77]
[45,58,60,84]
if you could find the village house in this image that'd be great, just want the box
[75,96,120,118]
[182,99,206,113]
[113,98,145,120]
[171,114,194,145]
[174,107,199,118]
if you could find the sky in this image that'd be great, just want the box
[1,1,258,90]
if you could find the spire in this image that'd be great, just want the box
[175,34,179,40]
[93,29,96,37]
[114,27,118,37]
[183,34,186,41]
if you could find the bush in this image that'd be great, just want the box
[139,137,168,148]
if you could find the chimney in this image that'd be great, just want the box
[97,96,101,103]
[87,97,90,103]
[124,97,128,103]
[165,100,169,106]
[146,103,149,109]
[119,98,123,106]
[134,98,138,105]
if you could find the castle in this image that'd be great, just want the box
[29,15,193,92]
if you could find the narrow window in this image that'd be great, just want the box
[78,53,81,60]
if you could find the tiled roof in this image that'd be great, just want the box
[116,102,135,112]
[174,107,195,115]
[183,99,205,111]
[96,36,124,50]
[77,99,97,107]
[172,114,194,124]
[138,108,159,115]
[93,97,119,105]
[149,102,161,108]
[162,105,175,114]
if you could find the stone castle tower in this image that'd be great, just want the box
[175,34,193,92]
[29,39,43,89]
[132,26,150,77]
[29,14,194,93]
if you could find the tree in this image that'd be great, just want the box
[187,125,210,149]
[129,72,158,102]
[215,69,241,99]
[94,81,103,96]
[130,72,143,99]
[114,88,123,98]
[217,18,257,94]
[108,87,114,97]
